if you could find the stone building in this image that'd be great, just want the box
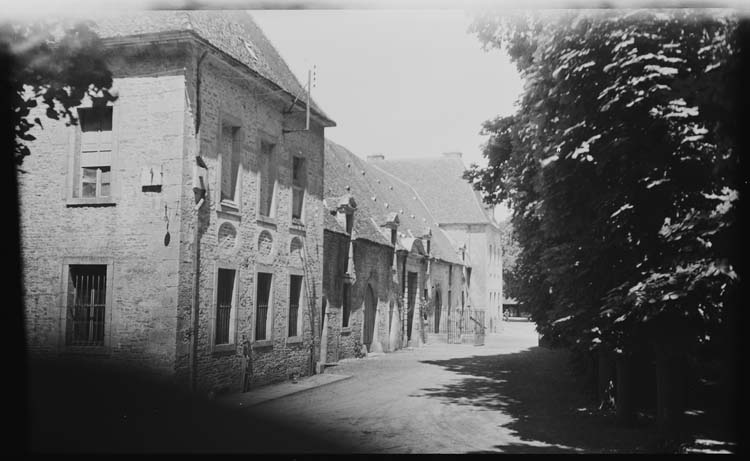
[321,140,470,362]
[19,11,335,394]
[367,153,505,333]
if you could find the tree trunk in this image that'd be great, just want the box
[616,353,637,426]
[654,339,686,440]
[598,348,616,410]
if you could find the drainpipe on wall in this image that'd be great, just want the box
[189,49,209,393]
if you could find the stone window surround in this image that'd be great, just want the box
[256,130,280,226]
[209,261,240,355]
[65,100,118,207]
[216,112,244,217]
[290,154,307,226]
[286,267,305,343]
[58,256,115,354]
[252,263,275,348]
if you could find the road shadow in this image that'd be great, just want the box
[417,346,664,453]
[26,357,355,453]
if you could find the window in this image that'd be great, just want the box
[215,268,237,345]
[220,123,241,205]
[75,107,113,199]
[288,274,303,337]
[66,265,107,346]
[291,156,306,223]
[342,283,351,328]
[255,272,273,341]
[259,141,276,218]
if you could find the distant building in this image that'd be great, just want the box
[367,153,504,332]
[19,11,335,394]
[322,140,477,363]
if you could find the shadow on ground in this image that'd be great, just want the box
[26,357,355,453]
[418,346,664,453]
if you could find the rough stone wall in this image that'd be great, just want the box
[19,44,188,374]
[441,223,504,331]
[336,239,394,358]
[321,229,349,363]
[178,46,328,394]
[423,260,464,339]
[398,253,426,348]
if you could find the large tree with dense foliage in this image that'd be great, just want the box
[465,9,741,432]
[1,19,116,167]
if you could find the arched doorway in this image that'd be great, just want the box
[363,285,376,350]
[434,290,442,333]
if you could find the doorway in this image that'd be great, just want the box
[363,284,376,349]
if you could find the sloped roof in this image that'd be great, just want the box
[90,10,333,125]
[323,204,347,236]
[368,155,492,225]
[324,139,463,265]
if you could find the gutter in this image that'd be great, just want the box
[189,49,208,393]
[101,31,336,127]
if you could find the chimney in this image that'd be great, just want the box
[367,154,385,161]
[442,152,463,159]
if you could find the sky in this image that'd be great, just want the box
[251,9,524,169]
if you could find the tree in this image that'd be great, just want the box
[1,19,116,167]
[465,10,740,437]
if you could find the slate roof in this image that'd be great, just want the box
[90,10,333,126]
[368,155,492,225]
[324,140,463,265]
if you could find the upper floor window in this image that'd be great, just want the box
[259,141,277,218]
[220,124,241,205]
[291,156,306,223]
[75,107,113,199]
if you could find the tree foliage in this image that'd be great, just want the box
[465,10,740,356]
[1,19,116,166]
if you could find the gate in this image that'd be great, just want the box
[445,309,485,345]
[470,310,485,346]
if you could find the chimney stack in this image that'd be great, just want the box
[367,154,385,161]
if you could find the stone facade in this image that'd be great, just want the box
[19,13,335,394]
[322,140,472,362]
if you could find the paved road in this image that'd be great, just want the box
[249,321,658,454]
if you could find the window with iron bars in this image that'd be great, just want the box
[255,272,273,340]
[288,275,303,337]
[215,268,236,345]
[66,265,107,346]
